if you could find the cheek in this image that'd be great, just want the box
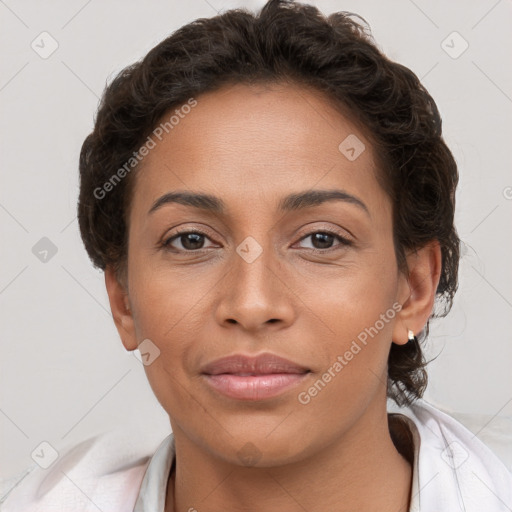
[128,251,211,337]
[295,245,399,391]
[126,256,218,397]
[298,244,398,342]
[293,281,398,431]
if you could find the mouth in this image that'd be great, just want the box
[202,373,311,401]
[201,353,311,401]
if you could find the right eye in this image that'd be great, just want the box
[161,229,217,252]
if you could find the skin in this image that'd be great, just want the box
[105,82,441,512]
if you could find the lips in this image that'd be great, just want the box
[201,353,310,376]
[201,353,311,401]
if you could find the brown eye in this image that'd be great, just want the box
[311,232,335,249]
[297,231,352,251]
[162,230,215,251]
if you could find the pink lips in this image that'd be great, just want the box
[201,353,311,401]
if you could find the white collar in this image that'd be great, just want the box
[133,434,175,512]
[133,400,512,511]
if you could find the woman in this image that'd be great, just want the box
[3,0,511,510]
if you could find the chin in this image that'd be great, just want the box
[203,428,313,468]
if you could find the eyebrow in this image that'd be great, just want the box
[148,189,370,217]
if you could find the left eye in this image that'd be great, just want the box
[296,231,352,251]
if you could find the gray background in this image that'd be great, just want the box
[1,0,511,481]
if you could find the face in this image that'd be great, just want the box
[115,82,416,466]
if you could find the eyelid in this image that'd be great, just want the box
[294,223,354,243]
[161,227,218,250]
[294,228,353,250]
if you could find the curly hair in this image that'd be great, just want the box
[78,0,460,407]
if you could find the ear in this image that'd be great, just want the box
[392,240,442,346]
[104,265,138,351]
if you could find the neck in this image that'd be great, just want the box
[166,403,412,512]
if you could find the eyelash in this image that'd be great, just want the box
[160,228,353,254]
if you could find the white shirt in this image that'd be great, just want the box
[2,399,511,511]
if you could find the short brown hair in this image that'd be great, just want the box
[78,0,460,406]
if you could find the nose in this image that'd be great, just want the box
[214,241,295,333]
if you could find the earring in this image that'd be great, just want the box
[407,329,415,342]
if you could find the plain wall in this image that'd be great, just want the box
[1,0,511,479]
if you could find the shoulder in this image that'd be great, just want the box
[392,398,512,511]
[0,427,167,512]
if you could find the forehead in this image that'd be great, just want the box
[130,82,388,219]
